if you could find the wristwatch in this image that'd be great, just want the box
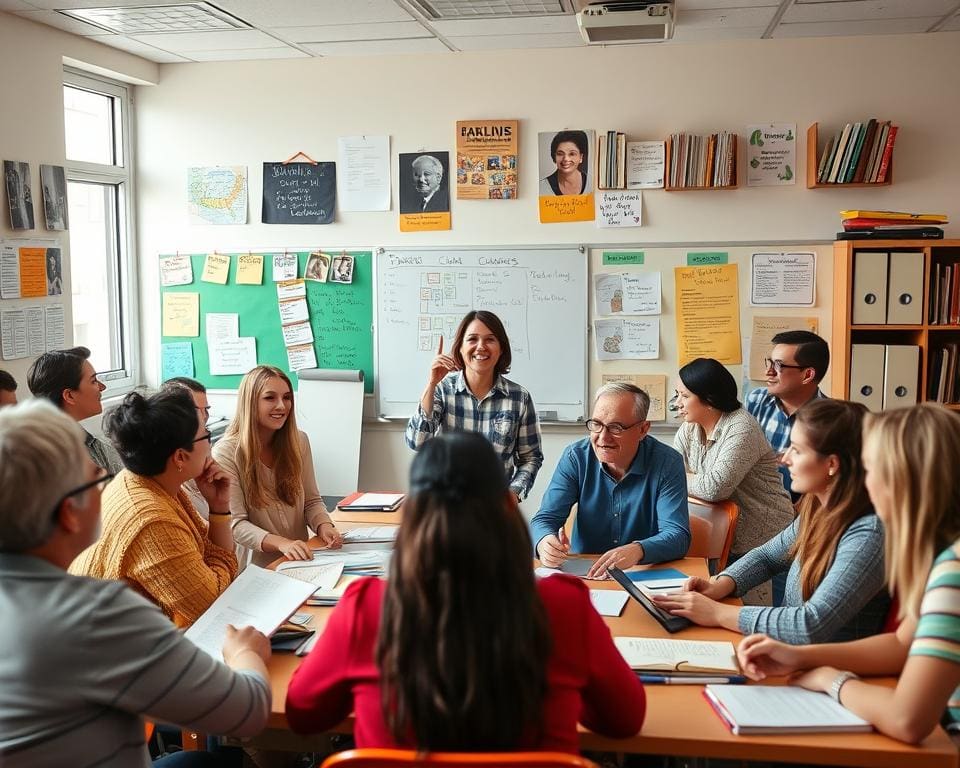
[829,670,859,703]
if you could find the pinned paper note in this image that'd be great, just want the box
[236,253,263,285]
[287,344,317,372]
[209,337,256,376]
[750,252,816,306]
[44,304,65,349]
[594,272,660,315]
[272,253,298,282]
[596,190,642,228]
[675,264,741,366]
[206,312,239,342]
[160,254,193,286]
[0,241,20,298]
[277,279,306,301]
[18,247,46,298]
[25,305,44,355]
[594,318,660,361]
[1,309,27,359]
[281,321,314,347]
[279,297,309,325]
[201,253,230,284]
[162,342,195,380]
[162,292,200,337]
[602,373,667,422]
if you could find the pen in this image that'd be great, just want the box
[637,675,747,685]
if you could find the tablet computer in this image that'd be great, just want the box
[607,566,692,634]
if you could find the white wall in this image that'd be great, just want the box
[132,32,960,511]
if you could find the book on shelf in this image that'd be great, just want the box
[842,217,950,230]
[703,685,873,735]
[614,637,739,676]
[838,121,863,183]
[827,123,853,183]
[597,130,627,190]
[876,125,899,183]
[850,118,877,183]
[840,210,948,222]
[866,122,889,182]
[816,132,836,183]
[666,131,735,189]
[816,120,897,184]
[337,491,405,511]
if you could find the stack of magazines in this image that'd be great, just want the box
[838,209,947,240]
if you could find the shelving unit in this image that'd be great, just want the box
[806,122,893,189]
[832,239,960,410]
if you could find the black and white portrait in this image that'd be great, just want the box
[4,160,35,230]
[40,165,69,231]
[330,254,354,284]
[46,248,63,296]
[399,152,450,215]
[304,251,330,283]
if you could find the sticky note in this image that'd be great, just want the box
[201,253,230,284]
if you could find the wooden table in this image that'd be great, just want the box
[254,512,958,768]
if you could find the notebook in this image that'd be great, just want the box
[703,685,873,735]
[615,637,739,675]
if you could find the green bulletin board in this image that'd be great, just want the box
[159,251,373,392]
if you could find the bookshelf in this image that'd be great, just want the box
[831,239,960,411]
[806,123,893,189]
[664,132,738,191]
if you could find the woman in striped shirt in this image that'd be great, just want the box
[737,403,960,743]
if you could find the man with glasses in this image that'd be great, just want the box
[531,383,689,577]
[746,330,830,497]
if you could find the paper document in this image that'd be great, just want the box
[615,637,739,674]
[703,685,872,734]
[184,565,315,661]
[594,318,660,360]
[342,525,399,543]
[162,292,199,337]
[340,492,404,510]
[276,560,344,591]
[160,254,193,287]
[589,589,630,617]
[208,337,256,375]
[337,135,390,212]
[272,254,298,282]
[306,574,362,607]
[309,548,391,576]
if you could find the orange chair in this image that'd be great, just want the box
[686,497,739,571]
[321,750,599,768]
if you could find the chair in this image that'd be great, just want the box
[322,749,599,768]
[686,496,739,571]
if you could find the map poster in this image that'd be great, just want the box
[455,119,518,201]
[187,166,248,225]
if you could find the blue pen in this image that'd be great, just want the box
[638,675,747,685]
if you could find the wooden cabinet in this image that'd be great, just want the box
[832,239,960,411]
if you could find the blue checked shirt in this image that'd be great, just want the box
[405,372,544,499]
[745,386,826,494]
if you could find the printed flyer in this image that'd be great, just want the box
[746,123,796,186]
[456,120,519,201]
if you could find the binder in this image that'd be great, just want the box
[883,345,920,410]
[886,251,924,324]
[849,344,885,411]
[851,251,888,324]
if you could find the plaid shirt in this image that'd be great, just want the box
[405,372,543,499]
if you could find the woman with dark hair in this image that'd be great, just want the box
[405,310,543,501]
[539,130,589,196]
[671,357,794,605]
[70,387,237,627]
[286,431,644,751]
[656,398,889,642]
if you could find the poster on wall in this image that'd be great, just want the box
[398,151,451,232]
[188,166,247,225]
[537,129,595,223]
[4,160,35,230]
[40,165,69,230]
[261,161,336,225]
[455,119,518,201]
[746,123,796,186]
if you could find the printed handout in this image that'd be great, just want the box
[594,318,660,361]
[44,304,65,349]
[0,241,20,298]
[281,321,314,347]
[337,135,390,212]
[626,141,666,189]
[208,336,256,376]
[206,313,239,343]
[750,252,816,306]
[279,297,309,325]
[594,272,661,315]
[675,265,741,366]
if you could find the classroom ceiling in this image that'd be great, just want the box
[2,0,958,63]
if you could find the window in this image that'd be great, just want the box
[63,70,139,392]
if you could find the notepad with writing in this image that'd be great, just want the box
[703,685,872,735]
[614,637,739,675]
[338,492,405,511]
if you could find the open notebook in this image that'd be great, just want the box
[615,637,739,675]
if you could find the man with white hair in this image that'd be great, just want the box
[401,154,449,213]
[0,400,272,767]
[531,382,690,578]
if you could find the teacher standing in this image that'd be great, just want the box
[405,310,543,502]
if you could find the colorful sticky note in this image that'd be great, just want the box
[201,253,230,284]
[161,342,195,379]
[162,292,200,337]
[687,252,728,266]
[236,253,264,285]
[603,251,644,266]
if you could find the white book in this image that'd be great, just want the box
[704,685,873,734]
[615,637,739,674]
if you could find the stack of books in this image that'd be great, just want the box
[614,637,744,684]
[930,260,960,325]
[838,209,947,240]
[928,344,960,404]
[815,119,898,184]
[597,130,627,189]
[666,132,736,189]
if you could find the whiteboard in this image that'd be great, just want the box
[375,247,587,422]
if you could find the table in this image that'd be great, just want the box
[253,511,958,768]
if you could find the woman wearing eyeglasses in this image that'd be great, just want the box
[70,387,237,628]
[213,365,342,568]
[670,357,795,605]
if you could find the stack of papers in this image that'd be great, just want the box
[338,492,405,511]
[342,525,399,544]
[309,547,391,576]
[305,574,362,607]
[276,561,344,595]
[704,685,873,734]
[615,637,739,677]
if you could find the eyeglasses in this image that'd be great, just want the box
[585,418,643,436]
[763,357,807,374]
[51,468,115,519]
[193,431,212,444]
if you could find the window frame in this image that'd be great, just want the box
[63,68,140,395]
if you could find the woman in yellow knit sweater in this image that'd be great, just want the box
[70,387,237,627]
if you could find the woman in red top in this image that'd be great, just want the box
[286,431,645,752]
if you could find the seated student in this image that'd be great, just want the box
[0,400,271,768]
[655,399,889,642]
[672,357,795,604]
[213,365,342,567]
[737,404,960,744]
[27,346,122,473]
[70,388,237,628]
[162,376,211,519]
[0,369,17,407]
[285,432,645,751]
[405,309,543,502]
[531,383,689,578]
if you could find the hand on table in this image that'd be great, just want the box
[316,522,343,549]
[585,541,643,579]
[278,538,313,560]
[737,633,808,681]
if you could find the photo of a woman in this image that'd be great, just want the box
[539,130,591,196]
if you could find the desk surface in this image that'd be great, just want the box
[260,513,958,768]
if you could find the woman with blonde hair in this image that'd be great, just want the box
[737,403,960,743]
[213,365,342,567]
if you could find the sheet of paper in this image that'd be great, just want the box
[18,247,46,298]
[745,123,797,187]
[162,292,200,337]
[43,304,65,350]
[162,341,195,380]
[159,254,193,287]
[0,241,20,298]
[337,135,390,212]
[184,565,316,661]
[279,297,309,325]
[594,318,660,361]
[272,253,298,282]
[208,336,256,376]
[674,264,741,366]
[25,305,44,355]
[286,343,317,372]
[342,525,400,543]
[626,141,666,189]
[236,253,264,285]
[589,589,630,617]
[201,253,231,284]
[276,279,306,300]
[749,315,819,380]
[596,190,642,228]
[594,272,660,315]
[634,578,686,595]
[535,558,594,579]
[206,312,239,342]
[750,252,816,306]
[601,373,667,422]
[281,321,314,347]
[1,309,27,359]
[275,561,344,590]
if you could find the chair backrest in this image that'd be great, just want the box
[322,750,599,768]
[686,497,739,571]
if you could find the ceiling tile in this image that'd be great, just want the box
[449,32,585,50]
[13,9,112,35]
[0,0,38,11]
[773,17,940,36]
[95,33,192,61]
[674,7,778,27]
[272,21,430,43]
[301,37,450,55]
[432,14,578,36]
[942,14,960,30]
[15,0,178,9]
[212,0,414,27]
[672,24,767,40]
[676,0,779,8]
[181,46,310,60]
[785,0,959,23]
[129,28,281,51]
